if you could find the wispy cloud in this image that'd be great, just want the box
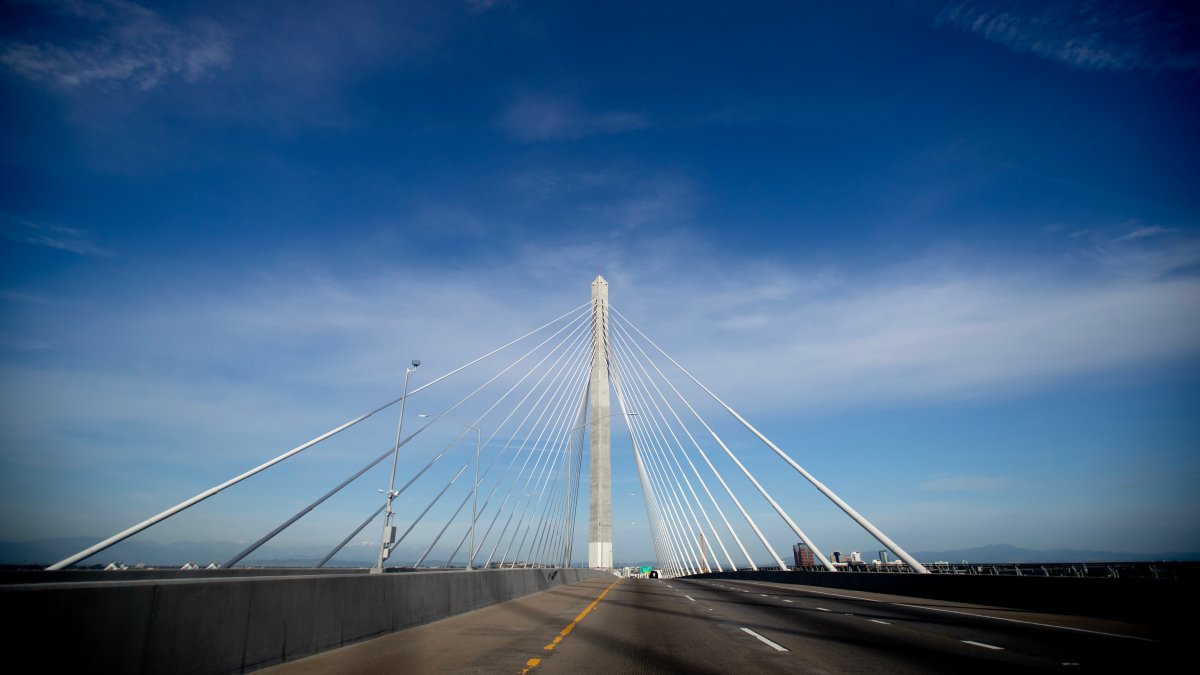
[1116,225,1177,241]
[3,227,1197,505]
[1087,222,1200,281]
[1,0,232,91]
[498,93,648,141]
[935,1,1200,74]
[586,228,1200,412]
[0,213,113,256]
[465,0,514,11]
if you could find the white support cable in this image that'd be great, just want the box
[436,317,595,564]
[527,457,566,565]
[609,342,696,576]
[509,369,590,566]
[511,379,589,566]
[526,472,562,565]
[613,338,724,573]
[317,502,385,568]
[526,417,578,566]
[415,310,590,566]
[421,304,594,475]
[383,305,594,567]
[458,325,595,563]
[64,305,587,573]
[542,435,580,567]
[470,315,592,484]
[449,322,594,567]
[615,363,667,570]
[532,385,588,565]
[610,327,735,572]
[609,315,774,570]
[390,464,470,554]
[458,310,593,459]
[635,446,669,570]
[619,331,795,572]
[414,487,472,568]
[610,322,753,572]
[625,407,703,575]
[545,402,586,567]
[613,307,924,573]
[652,474,684,576]
[565,409,586,566]
[552,398,585,568]
[513,433,572,567]
[492,342,595,566]
[619,381,702,573]
[624,389,715,571]
[47,301,593,571]
[610,311,811,571]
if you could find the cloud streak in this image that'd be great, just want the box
[1,0,231,90]
[1,213,113,256]
[499,93,648,141]
[2,224,1197,546]
[5,223,1195,468]
[936,1,1200,74]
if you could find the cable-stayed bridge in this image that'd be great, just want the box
[5,276,1184,673]
[46,274,924,577]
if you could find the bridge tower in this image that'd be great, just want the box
[588,275,612,569]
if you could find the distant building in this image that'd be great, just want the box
[793,543,815,567]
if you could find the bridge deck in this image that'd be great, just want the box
[261,576,1177,673]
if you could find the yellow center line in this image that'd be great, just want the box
[519,578,622,674]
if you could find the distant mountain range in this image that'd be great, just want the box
[909,543,1200,564]
[2,538,1197,568]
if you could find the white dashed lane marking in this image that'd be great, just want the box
[741,627,789,652]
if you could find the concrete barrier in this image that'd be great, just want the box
[690,570,1193,625]
[1,568,611,674]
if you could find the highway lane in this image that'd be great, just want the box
[263,575,1178,673]
[672,578,1176,673]
[259,576,622,675]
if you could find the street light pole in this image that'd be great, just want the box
[374,359,420,574]
[418,413,481,570]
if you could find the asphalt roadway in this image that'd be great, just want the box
[260,575,1179,674]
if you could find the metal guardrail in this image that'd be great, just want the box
[734,561,1198,580]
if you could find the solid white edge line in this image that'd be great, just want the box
[741,627,789,652]
[962,640,1004,650]
[726,580,1160,643]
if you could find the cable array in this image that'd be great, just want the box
[50,289,926,575]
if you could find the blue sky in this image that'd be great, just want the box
[1,1,1198,565]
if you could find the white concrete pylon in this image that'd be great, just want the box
[588,275,612,569]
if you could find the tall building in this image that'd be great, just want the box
[793,542,815,567]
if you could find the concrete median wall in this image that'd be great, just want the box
[1,568,611,674]
[691,570,1190,624]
